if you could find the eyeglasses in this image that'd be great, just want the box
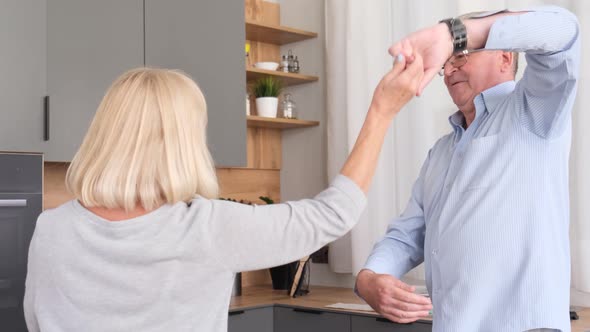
[438,49,485,76]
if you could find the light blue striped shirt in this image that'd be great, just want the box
[364,7,580,332]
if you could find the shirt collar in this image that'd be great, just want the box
[448,80,516,130]
[478,80,516,113]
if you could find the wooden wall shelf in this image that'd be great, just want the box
[246,20,317,45]
[247,115,319,129]
[246,68,318,86]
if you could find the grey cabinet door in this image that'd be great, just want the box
[144,0,247,167]
[0,153,43,332]
[0,0,46,154]
[351,315,432,332]
[46,0,144,161]
[274,306,351,332]
[228,307,273,332]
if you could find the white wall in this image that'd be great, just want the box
[277,0,356,288]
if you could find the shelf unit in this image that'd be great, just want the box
[241,0,324,290]
[246,68,318,86]
[245,11,319,126]
[246,20,317,45]
[247,115,319,129]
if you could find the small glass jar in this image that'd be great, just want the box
[280,55,289,73]
[287,49,294,73]
[292,56,300,73]
[281,93,297,119]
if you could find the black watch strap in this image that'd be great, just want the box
[439,17,467,54]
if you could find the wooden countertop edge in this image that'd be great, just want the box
[229,286,590,331]
[230,285,431,322]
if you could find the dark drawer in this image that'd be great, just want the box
[274,306,350,332]
[351,315,432,332]
[228,307,273,332]
[0,153,42,193]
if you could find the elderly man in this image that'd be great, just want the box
[356,6,580,332]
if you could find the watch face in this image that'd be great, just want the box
[440,18,467,53]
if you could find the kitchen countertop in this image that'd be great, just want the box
[230,285,590,331]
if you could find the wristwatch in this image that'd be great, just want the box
[439,17,467,54]
[440,10,508,54]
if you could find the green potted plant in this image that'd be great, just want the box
[251,76,283,118]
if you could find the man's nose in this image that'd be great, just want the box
[444,64,458,76]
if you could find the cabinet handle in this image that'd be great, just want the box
[0,199,27,207]
[43,95,50,141]
[293,308,323,315]
[228,310,245,316]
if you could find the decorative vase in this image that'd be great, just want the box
[256,97,278,118]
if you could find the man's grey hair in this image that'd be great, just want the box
[513,52,519,76]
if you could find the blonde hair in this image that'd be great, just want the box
[66,68,219,212]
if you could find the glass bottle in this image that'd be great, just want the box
[287,49,294,73]
[281,93,297,119]
[281,55,289,73]
[292,56,300,73]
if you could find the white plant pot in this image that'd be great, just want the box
[256,97,278,118]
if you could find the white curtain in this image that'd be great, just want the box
[325,0,590,305]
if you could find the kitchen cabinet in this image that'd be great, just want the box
[351,316,432,332]
[0,153,43,331]
[228,307,273,332]
[144,0,247,167]
[273,306,350,332]
[45,0,144,161]
[0,0,46,154]
[227,306,433,332]
[1,1,262,164]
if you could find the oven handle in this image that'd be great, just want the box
[0,199,27,207]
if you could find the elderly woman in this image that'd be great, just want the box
[24,52,426,332]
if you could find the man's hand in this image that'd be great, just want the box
[356,269,432,324]
[388,23,454,96]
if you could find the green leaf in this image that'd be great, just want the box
[250,76,283,98]
[259,196,275,205]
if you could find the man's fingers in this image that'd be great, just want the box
[390,54,406,77]
[417,67,439,96]
[386,307,431,320]
[393,287,432,305]
[404,53,424,81]
[389,298,433,312]
[388,43,402,57]
[380,312,422,325]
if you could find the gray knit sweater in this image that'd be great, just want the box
[24,175,366,332]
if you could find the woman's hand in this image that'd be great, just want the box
[356,270,432,324]
[369,50,424,121]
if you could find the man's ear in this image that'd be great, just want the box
[500,51,514,74]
